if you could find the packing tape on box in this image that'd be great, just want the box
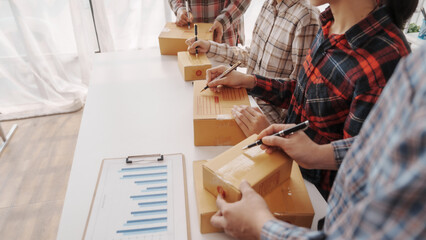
[217,155,255,184]
[216,114,232,120]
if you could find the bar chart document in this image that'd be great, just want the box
[84,154,189,239]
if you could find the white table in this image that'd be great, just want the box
[57,48,327,240]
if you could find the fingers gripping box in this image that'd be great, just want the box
[194,160,314,233]
[202,135,293,203]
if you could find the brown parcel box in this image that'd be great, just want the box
[194,160,314,234]
[158,22,213,55]
[178,51,212,81]
[193,80,249,146]
[203,135,293,203]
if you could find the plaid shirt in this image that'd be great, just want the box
[169,0,251,45]
[208,0,319,79]
[260,41,426,240]
[250,6,410,197]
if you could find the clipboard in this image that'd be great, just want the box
[83,153,191,240]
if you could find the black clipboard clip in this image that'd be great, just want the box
[126,154,164,164]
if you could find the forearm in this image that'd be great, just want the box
[310,143,338,170]
[208,41,250,67]
[168,0,184,15]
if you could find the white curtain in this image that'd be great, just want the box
[92,0,175,52]
[0,0,92,120]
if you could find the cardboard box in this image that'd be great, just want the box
[193,80,249,146]
[194,160,314,234]
[178,51,212,81]
[158,22,213,55]
[194,160,223,234]
[203,135,293,203]
[264,164,315,228]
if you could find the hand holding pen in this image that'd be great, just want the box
[201,61,242,92]
[243,121,309,149]
[176,1,192,27]
[254,122,337,170]
[205,63,256,93]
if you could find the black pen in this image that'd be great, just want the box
[200,61,242,93]
[242,120,310,150]
[195,24,199,57]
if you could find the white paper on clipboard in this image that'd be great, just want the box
[83,153,190,240]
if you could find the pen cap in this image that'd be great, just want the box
[195,24,198,35]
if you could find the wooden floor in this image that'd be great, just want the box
[0,110,83,239]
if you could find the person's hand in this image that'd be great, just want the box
[206,65,256,93]
[210,20,224,43]
[232,105,270,137]
[258,124,337,170]
[185,37,211,54]
[211,180,275,239]
[176,8,193,27]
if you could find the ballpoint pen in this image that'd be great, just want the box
[185,0,190,29]
[242,120,310,150]
[200,61,242,93]
[195,24,198,57]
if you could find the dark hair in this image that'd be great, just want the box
[384,0,419,29]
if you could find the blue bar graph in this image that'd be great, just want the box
[130,193,167,200]
[142,186,167,192]
[125,217,167,226]
[115,162,170,237]
[131,209,167,217]
[122,172,167,179]
[117,226,167,235]
[148,186,167,190]
[135,179,167,185]
[138,200,167,207]
[120,165,167,172]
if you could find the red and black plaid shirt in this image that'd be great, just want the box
[250,6,410,198]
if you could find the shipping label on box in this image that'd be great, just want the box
[202,135,293,203]
[194,160,314,234]
[178,51,212,81]
[158,22,213,55]
[193,80,249,146]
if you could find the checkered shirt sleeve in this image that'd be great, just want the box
[331,137,356,167]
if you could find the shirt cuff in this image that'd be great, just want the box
[216,15,230,32]
[331,137,356,167]
[173,6,186,16]
[248,74,267,96]
[261,219,326,240]
[207,41,219,58]
[261,220,291,240]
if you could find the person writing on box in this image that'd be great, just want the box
[186,0,320,129]
[169,0,251,45]
[205,0,417,198]
[209,43,426,240]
